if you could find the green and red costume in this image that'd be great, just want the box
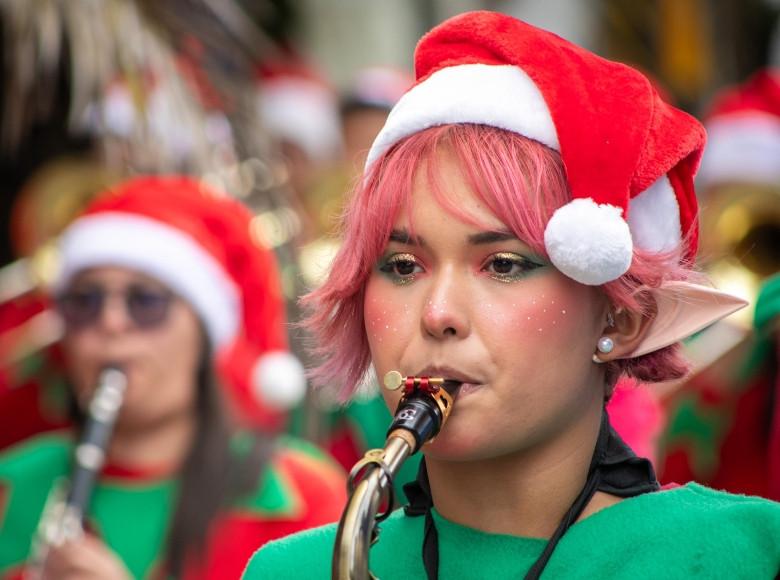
[660,275,780,500]
[0,345,72,452]
[0,430,346,579]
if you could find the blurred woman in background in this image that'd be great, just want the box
[0,176,345,579]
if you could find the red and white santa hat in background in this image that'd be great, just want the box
[341,66,414,113]
[256,61,343,163]
[697,69,780,189]
[366,11,705,287]
[52,176,306,429]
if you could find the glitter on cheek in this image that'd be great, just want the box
[364,285,422,354]
[508,295,573,335]
[364,292,397,347]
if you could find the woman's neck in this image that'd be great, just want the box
[425,404,616,538]
[106,411,197,474]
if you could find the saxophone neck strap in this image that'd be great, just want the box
[403,411,660,580]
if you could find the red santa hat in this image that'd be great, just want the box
[51,176,306,427]
[697,69,780,188]
[366,11,705,286]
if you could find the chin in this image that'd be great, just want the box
[422,428,495,462]
[423,413,540,463]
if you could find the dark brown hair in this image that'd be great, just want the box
[165,335,272,577]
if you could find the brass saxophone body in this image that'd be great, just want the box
[332,372,459,580]
[26,365,128,578]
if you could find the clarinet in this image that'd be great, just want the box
[26,365,127,578]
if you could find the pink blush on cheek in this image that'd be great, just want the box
[480,292,578,339]
[364,294,408,345]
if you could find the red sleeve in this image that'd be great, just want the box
[191,448,347,580]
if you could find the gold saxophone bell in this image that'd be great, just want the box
[332,371,460,580]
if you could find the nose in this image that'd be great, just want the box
[98,294,133,334]
[421,268,470,340]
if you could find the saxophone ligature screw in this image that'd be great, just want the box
[383,370,404,391]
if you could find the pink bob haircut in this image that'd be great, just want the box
[302,124,699,400]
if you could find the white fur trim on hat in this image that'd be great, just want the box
[366,64,559,168]
[698,112,780,187]
[251,351,307,409]
[258,78,342,162]
[627,175,682,253]
[544,198,633,285]
[53,213,241,348]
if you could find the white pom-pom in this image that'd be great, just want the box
[251,351,307,410]
[544,198,633,285]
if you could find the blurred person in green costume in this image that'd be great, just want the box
[658,69,780,499]
[0,176,346,579]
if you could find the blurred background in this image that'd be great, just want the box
[2,0,780,269]
[0,0,779,498]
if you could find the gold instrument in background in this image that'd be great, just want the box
[25,366,128,579]
[701,182,780,319]
[0,158,123,369]
[673,181,780,381]
[332,372,460,580]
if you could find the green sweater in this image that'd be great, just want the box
[243,483,780,579]
[0,431,346,579]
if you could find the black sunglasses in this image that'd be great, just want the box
[56,284,174,330]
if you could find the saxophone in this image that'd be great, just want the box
[332,371,460,580]
[25,365,128,579]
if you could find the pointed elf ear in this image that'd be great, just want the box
[619,281,748,359]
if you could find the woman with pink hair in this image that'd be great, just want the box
[244,11,780,579]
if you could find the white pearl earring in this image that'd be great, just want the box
[592,336,614,364]
[597,336,614,353]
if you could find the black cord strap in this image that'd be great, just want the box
[403,411,659,580]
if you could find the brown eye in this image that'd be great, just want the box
[491,257,514,274]
[378,253,422,285]
[483,252,542,282]
[395,260,417,276]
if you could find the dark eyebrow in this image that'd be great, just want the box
[389,229,518,246]
[389,229,425,246]
[468,230,518,245]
